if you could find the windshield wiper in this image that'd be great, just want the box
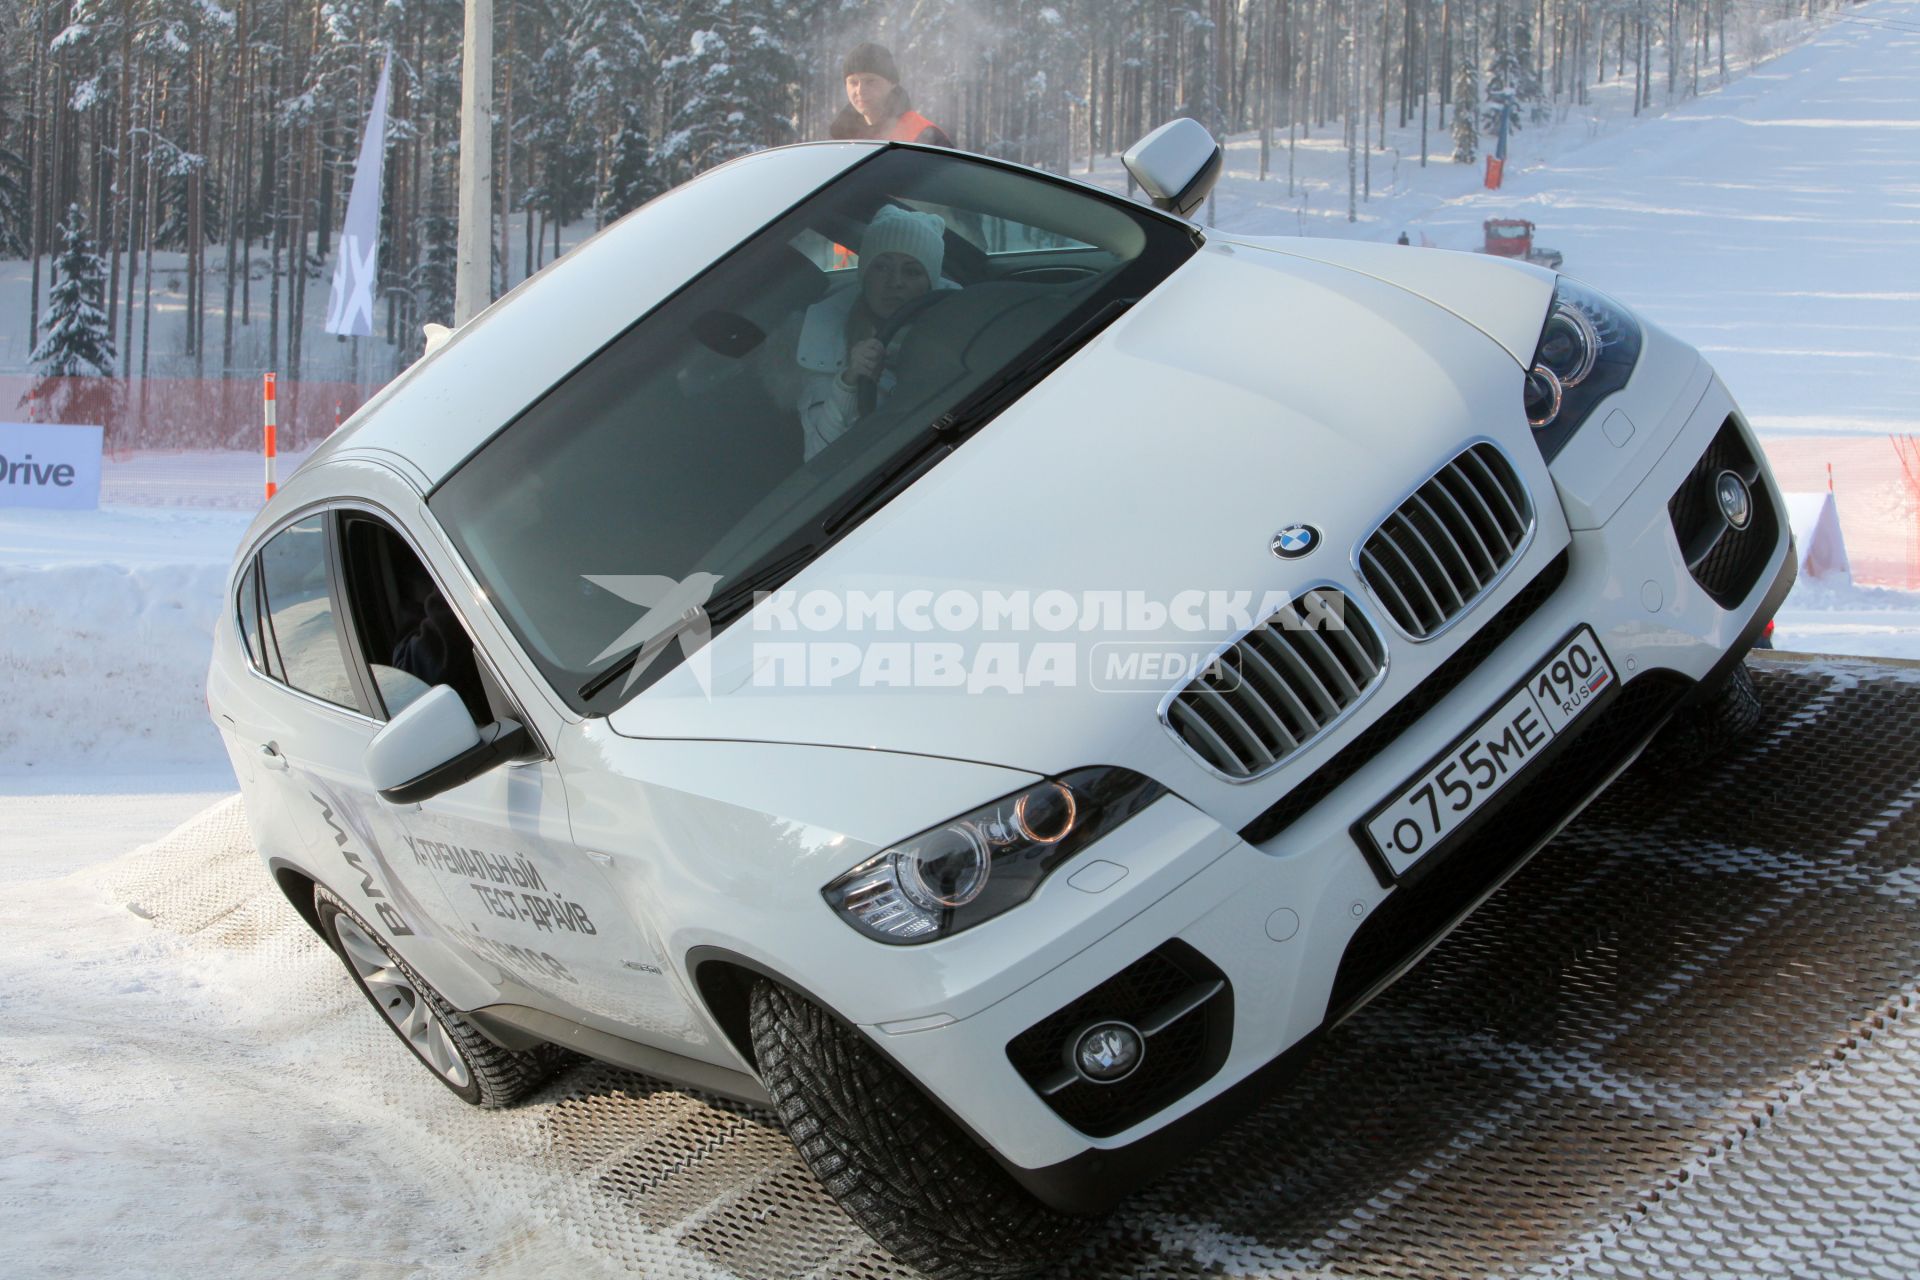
[578,546,819,702]
[700,544,823,625]
[578,604,712,702]
[822,442,954,538]
[582,299,1141,705]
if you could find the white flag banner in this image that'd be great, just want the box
[325,55,392,337]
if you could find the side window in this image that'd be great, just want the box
[235,560,272,677]
[339,516,491,724]
[254,515,364,712]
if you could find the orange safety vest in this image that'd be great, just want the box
[831,113,946,269]
[886,110,939,142]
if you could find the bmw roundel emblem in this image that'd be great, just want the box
[1271,524,1320,559]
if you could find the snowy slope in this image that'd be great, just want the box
[0,506,250,773]
[0,796,627,1280]
[1081,2,1920,441]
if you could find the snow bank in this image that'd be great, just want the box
[0,507,250,771]
[0,560,231,768]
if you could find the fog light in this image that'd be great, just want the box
[1069,1021,1144,1084]
[1715,470,1753,530]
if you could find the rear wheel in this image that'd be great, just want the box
[315,884,563,1107]
[749,979,1091,1279]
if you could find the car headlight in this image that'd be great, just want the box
[821,767,1167,944]
[1524,277,1643,461]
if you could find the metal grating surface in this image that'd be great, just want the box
[111,659,1920,1278]
[1165,589,1387,781]
[1359,443,1532,639]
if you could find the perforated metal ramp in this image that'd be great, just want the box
[110,658,1920,1278]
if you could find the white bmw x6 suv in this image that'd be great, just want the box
[209,124,1792,1278]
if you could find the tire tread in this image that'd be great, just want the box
[749,979,1088,1280]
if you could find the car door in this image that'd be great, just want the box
[324,503,683,1032]
[225,509,450,956]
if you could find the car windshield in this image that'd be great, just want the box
[431,147,1197,713]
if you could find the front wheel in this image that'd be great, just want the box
[315,884,563,1107]
[1645,660,1763,771]
[750,980,1091,1279]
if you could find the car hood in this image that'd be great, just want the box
[607,242,1560,789]
[1216,233,1558,367]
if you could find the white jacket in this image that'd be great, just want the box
[795,282,953,461]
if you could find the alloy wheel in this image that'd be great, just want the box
[332,912,471,1089]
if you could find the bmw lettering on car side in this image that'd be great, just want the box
[208,120,1793,1279]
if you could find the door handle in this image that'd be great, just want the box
[258,743,289,772]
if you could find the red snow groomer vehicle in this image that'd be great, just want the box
[1482,218,1563,270]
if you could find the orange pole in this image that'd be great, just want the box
[264,372,279,500]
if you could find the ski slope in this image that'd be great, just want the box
[1152,4,1920,443]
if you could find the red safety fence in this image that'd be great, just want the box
[6,374,379,455]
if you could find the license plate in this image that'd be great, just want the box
[1364,628,1615,877]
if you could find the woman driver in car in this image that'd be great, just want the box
[796,206,947,460]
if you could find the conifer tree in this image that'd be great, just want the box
[1452,62,1479,163]
[32,206,116,377]
[1514,17,1549,124]
[405,206,457,358]
[602,101,663,222]
[658,2,797,182]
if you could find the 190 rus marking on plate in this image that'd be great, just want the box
[1366,629,1614,875]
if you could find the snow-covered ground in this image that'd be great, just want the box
[0,789,624,1280]
[4,5,1920,1275]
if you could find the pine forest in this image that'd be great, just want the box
[0,0,1838,444]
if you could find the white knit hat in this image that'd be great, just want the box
[858,207,945,284]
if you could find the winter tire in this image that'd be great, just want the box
[749,979,1091,1280]
[315,884,563,1108]
[1646,660,1763,770]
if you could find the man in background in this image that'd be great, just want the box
[831,43,953,147]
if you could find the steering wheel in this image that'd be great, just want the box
[858,289,957,416]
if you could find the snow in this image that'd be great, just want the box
[1773,578,1920,661]
[0,1,1911,793]
[0,790,623,1280]
[0,503,252,772]
[1075,3,1920,445]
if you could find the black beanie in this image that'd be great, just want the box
[842,42,901,85]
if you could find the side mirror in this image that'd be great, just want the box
[1123,118,1224,220]
[365,684,532,804]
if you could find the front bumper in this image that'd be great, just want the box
[864,382,1794,1213]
